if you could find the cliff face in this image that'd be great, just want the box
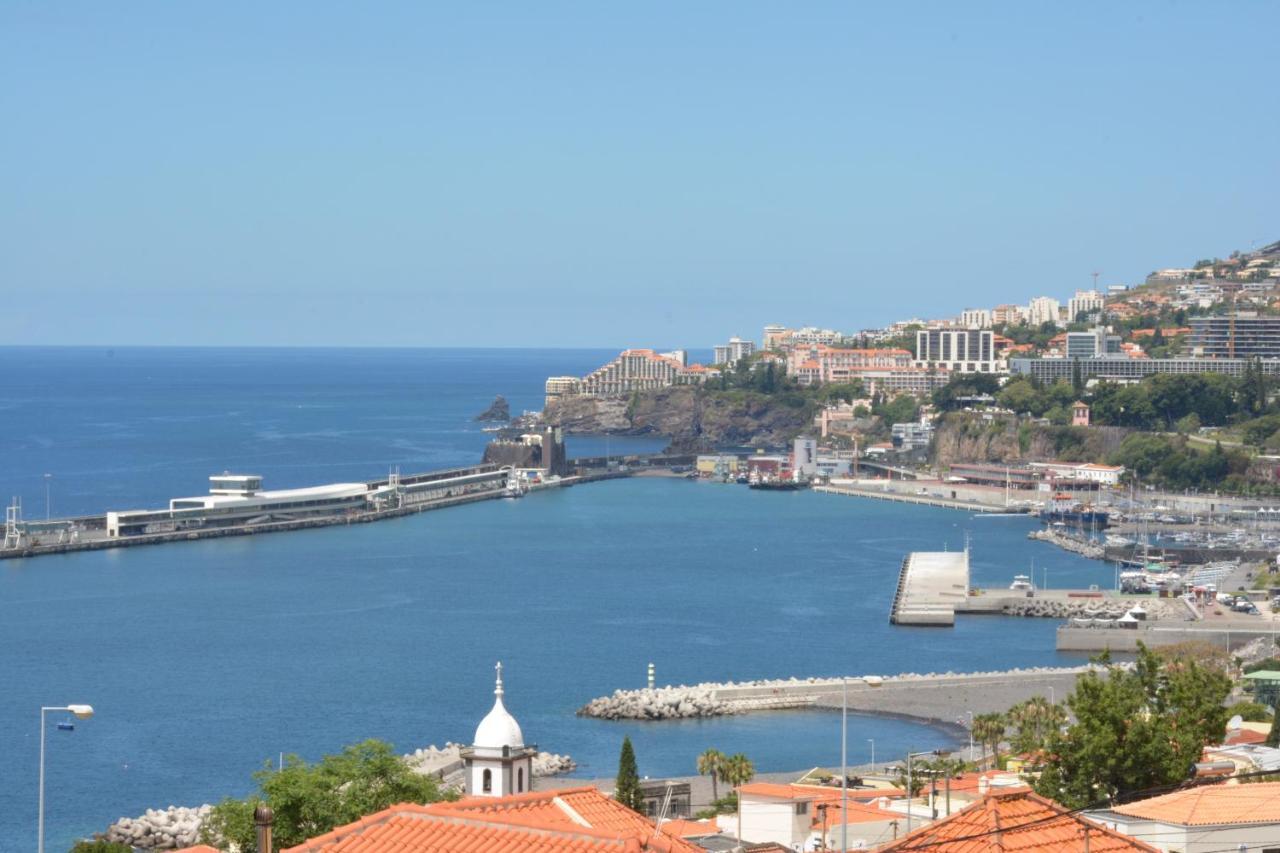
[931,412,1129,466]
[541,387,815,451]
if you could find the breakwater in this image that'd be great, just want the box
[578,665,1101,721]
[814,482,1019,513]
[1028,528,1105,559]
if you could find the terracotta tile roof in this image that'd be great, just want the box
[1111,781,1280,826]
[282,787,701,852]
[878,791,1157,853]
[1223,727,1268,746]
[739,781,835,800]
[656,818,719,838]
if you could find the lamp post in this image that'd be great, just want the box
[905,749,950,836]
[837,676,882,851]
[964,712,974,762]
[39,704,94,853]
[867,738,875,771]
[44,473,52,521]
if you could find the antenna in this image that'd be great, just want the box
[1091,271,1101,291]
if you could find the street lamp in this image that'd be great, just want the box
[44,473,52,521]
[905,748,951,835]
[39,704,94,853]
[838,676,882,852]
[867,738,875,770]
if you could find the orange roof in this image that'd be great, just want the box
[1223,727,1267,746]
[878,791,1157,853]
[812,798,901,828]
[739,781,838,801]
[282,787,701,852]
[1111,781,1280,826]
[657,818,719,838]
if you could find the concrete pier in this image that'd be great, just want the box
[890,550,970,626]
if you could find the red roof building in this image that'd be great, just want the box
[281,786,703,853]
[877,791,1157,853]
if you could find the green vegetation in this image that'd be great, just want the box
[615,736,643,811]
[696,747,726,801]
[200,740,447,851]
[70,841,132,853]
[972,712,1006,764]
[1033,646,1231,808]
[694,792,738,819]
[719,752,755,788]
[1226,700,1273,722]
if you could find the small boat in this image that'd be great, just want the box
[1009,574,1035,592]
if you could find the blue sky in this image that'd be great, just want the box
[2,2,1276,348]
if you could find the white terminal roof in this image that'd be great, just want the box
[172,483,369,509]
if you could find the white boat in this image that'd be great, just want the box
[1009,574,1035,592]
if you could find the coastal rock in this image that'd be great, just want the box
[542,386,816,451]
[474,395,511,422]
[102,804,212,850]
[931,412,1129,467]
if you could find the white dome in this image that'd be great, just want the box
[474,695,524,748]
[472,661,524,749]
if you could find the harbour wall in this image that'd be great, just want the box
[578,665,1102,721]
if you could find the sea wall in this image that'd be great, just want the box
[578,666,1101,721]
[403,742,576,778]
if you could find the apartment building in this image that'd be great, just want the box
[579,349,711,396]
[1067,289,1106,322]
[916,328,998,373]
[1010,355,1280,383]
[712,337,756,365]
[1190,314,1280,359]
[959,308,993,329]
[1065,327,1122,359]
[1026,296,1062,327]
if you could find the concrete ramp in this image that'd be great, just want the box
[890,550,970,626]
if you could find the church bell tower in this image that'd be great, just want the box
[461,662,537,797]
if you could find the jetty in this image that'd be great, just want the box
[578,665,1100,721]
[889,549,970,626]
[814,481,1028,514]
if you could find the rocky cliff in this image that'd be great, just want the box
[541,387,815,451]
[931,412,1129,467]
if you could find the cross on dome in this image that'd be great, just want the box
[473,660,524,749]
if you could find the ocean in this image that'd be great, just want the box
[0,347,1109,850]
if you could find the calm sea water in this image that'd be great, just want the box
[0,348,1108,850]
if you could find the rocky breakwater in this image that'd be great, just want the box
[1029,528,1105,559]
[404,742,576,778]
[103,805,212,850]
[1000,598,1182,620]
[578,685,734,720]
[578,666,1103,721]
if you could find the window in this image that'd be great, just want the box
[517,767,524,792]
[482,769,492,793]
[795,802,808,816]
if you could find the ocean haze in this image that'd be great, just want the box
[2,2,1278,346]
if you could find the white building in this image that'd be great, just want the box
[1088,780,1280,853]
[915,328,999,373]
[1068,289,1106,323]
[959,308,993,329]
[460,662,536,798]
[793,436,818,477]
[544,376,582,406]
[1026,296,1062,327]
[713,337,756,365]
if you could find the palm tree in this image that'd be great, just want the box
[972,712,1006,767]
[697,748,726,802]
[720,753,755,789]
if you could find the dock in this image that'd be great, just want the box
[889,549,971,626]
[814,482,1028,514]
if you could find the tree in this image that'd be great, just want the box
[972,712,1006,766]
[1006,696,1066,754]
[719,753,755,788]
[1268,711,1280,749]
[1033,646,1231,808]
[615,737,644,812]
[200,740,446,851]
[696,748,725,802]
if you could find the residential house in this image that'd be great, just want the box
[1089,781,1280,853]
